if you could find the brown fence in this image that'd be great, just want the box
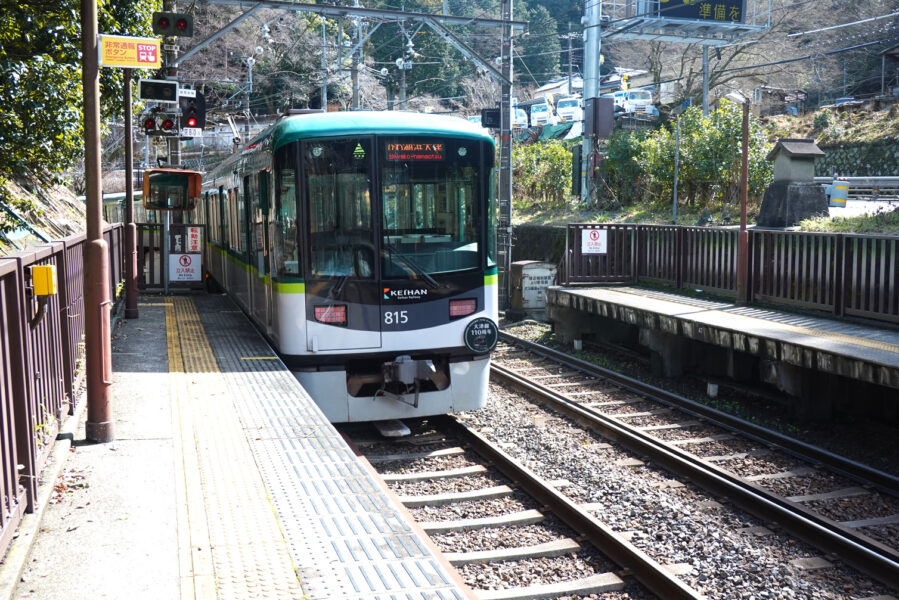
[0,224,123,559]
[563,223,899,325]
[564,224,635,283]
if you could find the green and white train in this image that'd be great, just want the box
[197,111,499,422]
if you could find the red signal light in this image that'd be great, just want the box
[158,16,170,29]
[143,118,156,131]
[186,116,198,128]
[176,18,189,31]
[161,118,175,131]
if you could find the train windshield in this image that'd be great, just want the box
[381,137,481,277]
[305,138,375,278]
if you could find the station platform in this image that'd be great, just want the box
[0,294,472,600]
[546,285,899,405]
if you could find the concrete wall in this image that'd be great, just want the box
[512,225,567,264]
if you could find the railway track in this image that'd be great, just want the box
[343,418,703,599]
[491,332,899,592]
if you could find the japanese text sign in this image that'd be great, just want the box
[99,35,161,69]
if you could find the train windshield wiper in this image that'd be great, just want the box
[383,242,439,288]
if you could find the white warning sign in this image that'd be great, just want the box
[581,229,608,254]
[169,254,201,281]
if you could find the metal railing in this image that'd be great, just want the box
[137,223,206,290]
[0,224,123,559]
[563,223,899,325]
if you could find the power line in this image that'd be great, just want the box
[788,10,899,37]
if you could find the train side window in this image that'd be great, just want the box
[274,145,299,277]
[235,185,247,253]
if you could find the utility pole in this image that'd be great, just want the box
[581,0,601,204]
[352,4,361,109]
[498,0,513,309]
[245,56,255,136]
[567,23,573,96]
[702,46,709,115]
[81,0,114,443]
[321,21,328,110]
[399,22,408,110]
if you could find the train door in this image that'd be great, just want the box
[245,174,269,324]
[258,171,274,331]
[303,137,381,352]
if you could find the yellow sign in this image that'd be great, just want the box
[98,34,161,69]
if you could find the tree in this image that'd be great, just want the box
[634,100,773,209]
[515,5,560,85]
[0,0,156,181]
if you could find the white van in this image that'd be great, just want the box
[555,97,583,123]
[607,89,658,115]
[530,102,557,126]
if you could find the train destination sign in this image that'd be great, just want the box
[658,0,745,23]
[98,34,161,69]
[386,142,445,161]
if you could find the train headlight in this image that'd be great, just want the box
[314,304,347,326]
[449,298,477,318]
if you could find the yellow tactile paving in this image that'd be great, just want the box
[166,297,305,599]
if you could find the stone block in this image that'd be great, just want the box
[757,181,828,227]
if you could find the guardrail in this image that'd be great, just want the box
[0,225,123,559]
[814,176,899,198]
[563,223,899,325]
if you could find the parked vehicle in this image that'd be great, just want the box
[530,102,557,126]
[605,88,658,116]
[513,108,528,128]
[556,97,583,123]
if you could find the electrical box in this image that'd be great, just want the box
[31,265,58,296]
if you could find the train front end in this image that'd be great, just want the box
[274,114,498,422]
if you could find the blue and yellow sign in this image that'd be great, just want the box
[659,0,744,23]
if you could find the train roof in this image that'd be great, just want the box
[266,110,494,150]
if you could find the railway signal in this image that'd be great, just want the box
[178,92,206,130]
[138,79,179,104]
[152,12,194,37]
[160,116,177,133]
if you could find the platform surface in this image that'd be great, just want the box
[1,294,470,600]
[548,285,899,385]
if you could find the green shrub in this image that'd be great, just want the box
[813,111,830,129]
[512,140,572,210]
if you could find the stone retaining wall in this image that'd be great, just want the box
[815,140,899,177]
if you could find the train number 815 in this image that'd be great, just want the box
[384,310,409,325]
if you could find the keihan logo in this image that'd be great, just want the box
[383,287,428,300]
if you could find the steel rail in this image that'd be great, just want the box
[488,354,899,590]
[498,332,899,496]
[435,414,705,600]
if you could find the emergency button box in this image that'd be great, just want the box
[31,265,58,296]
